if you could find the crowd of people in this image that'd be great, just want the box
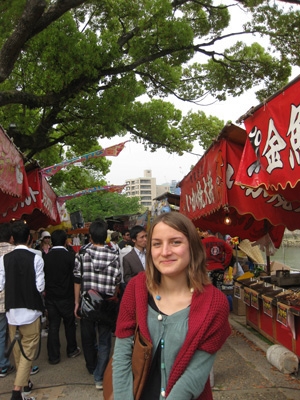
[0,214,233,400]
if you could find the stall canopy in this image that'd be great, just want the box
[0,168,61,230]
[153,192,180,207]
[105,212,150,231]
[236,74,300,203]
[179,124,296,248]
[0,125,29,198]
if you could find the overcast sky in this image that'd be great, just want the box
[100,90,258,186]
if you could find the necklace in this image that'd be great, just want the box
[155,288,194,321]
[155,295,163,321]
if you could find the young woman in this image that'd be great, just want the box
[35,231,52,255]
[112,212,231,400]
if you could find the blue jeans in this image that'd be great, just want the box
[0,313,10,368]
[80,318,112,382]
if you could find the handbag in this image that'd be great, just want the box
[80,288,120,328]
[78,251,120,328]
[103,324,152,400]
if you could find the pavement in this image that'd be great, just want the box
[1,313,300,400]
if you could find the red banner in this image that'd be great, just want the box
[236,77,300,202]
[57,184,126,205]
[0,169,60,229]
[179,137,298,245]
[40,142,128,178]
[0,126,28,197]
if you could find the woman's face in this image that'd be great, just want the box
[151,221,190,278]
[42,236,51,245]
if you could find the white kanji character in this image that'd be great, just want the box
[247,126,262,177]
[204,171,214,205]
[262,118,286,173]
[287,104,300,169]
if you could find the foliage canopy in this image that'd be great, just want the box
[0,0,299,197]
[66,191,143,222]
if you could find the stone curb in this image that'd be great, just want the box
[229,314,270,353]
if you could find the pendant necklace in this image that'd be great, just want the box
[155,294,163,320]
[155,288,194,321]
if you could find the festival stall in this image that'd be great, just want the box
[0,167,61,230]
[178,123,295,248]
[0,125,61,229]
[105,211,150,232]
[0,125,29,199]
[0,133,128,231]
[234,75,300,358]
[236,74,300,204]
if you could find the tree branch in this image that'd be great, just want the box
[0,0,46,82]
[30,0,87,37]
[0,0,86,83]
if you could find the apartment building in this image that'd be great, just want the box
[125,170,169,209]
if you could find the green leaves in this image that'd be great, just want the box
[65,191,143,221]
[0,0,298,197]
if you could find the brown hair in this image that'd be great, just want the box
[146,212,210,294]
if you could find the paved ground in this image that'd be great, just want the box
[213,315,300,400]
[1,313,299,399]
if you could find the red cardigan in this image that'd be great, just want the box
[115,272,231,400]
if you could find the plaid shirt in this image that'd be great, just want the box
[73,244,121,296]
[0,242,15,313]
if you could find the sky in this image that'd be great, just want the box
[100,91,259,186]
[99,1,300,186]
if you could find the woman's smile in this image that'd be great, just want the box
[151,222,190,277]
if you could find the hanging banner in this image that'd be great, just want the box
[0,125,29,197]
[57,184,126,204]
[179,135,296,245]
[236,76,300,202]
[40,141,128,178]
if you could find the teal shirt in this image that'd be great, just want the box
[112,305,215,399]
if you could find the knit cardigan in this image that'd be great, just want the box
[115,272,231,400]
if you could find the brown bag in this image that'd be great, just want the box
[103,325,152,400]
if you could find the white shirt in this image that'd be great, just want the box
[0,245,45,325]
[134,247,146,269]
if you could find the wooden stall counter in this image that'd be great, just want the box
[234,280,300,358]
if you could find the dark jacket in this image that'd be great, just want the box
[122,248,144,284]
[44,247,75,300]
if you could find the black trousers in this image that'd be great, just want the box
[45,297,78,362]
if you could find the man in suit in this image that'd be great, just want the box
[123,225,147,284]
